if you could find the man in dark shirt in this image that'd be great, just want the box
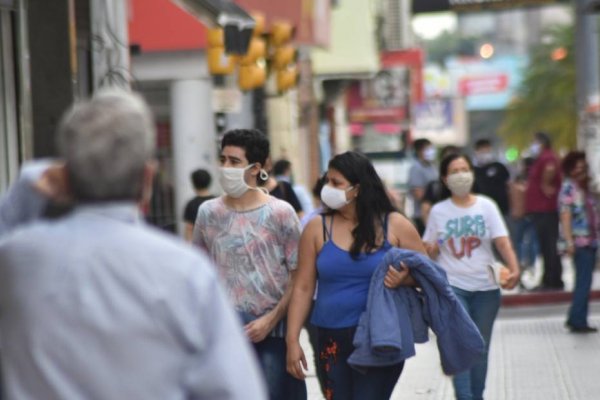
[473,139,511,216]
[266,159,303,215]
[421,145,460,227]
[183,169,214,241]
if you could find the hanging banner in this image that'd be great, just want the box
[346,49,424,124]
[346,68,409,123]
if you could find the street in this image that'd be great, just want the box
[303,302,600,400]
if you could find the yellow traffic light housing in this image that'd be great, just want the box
[251,12,265,36]
[271,21,294,46]
[236,12,267,91]
[207,28,235,75]
[276,69,298,93]
[272,45,296,70]
[239,37,267,65]
[239,63,267,91]
[270,21,298,93]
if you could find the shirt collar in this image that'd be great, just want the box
[275,175,290,183]
[75,202,142,224]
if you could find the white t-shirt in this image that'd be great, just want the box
[423,195,508,291]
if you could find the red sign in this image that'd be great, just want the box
[381,49,425,104]
[129,0,330,52]
[346,70,409,123]
[458,74,509,96]
[129,0,208,52]
[346,49,424,124]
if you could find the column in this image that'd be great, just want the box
[170,79,217,236]
[575,0,600,190]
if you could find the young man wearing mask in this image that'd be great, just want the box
[525,131,564,290]
[192,129,306,400]
[408,138,438,235]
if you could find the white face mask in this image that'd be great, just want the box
[320,184,354,210]
[446,171,474,197]
[529,142,542,157]
[475,152,494,166]
[423,147,436,162]
[218,164,266,198]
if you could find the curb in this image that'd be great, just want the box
[502,289,600,307]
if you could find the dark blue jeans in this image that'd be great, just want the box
[317,326,404,400]
[451,287,501,400]
[509,216,539,267]
[567,246,597,328]
[253,336,307,400]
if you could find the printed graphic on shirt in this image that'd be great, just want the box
[441,215,486,259]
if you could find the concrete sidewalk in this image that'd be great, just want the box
[391,302,600,400]
[501,256,600,306]
[302,257,600,399]
[303,303,600,400]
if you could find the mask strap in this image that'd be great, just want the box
[259,169,269,181]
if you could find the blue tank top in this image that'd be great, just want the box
[311,215,391,328]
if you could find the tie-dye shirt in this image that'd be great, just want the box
[193,196,301,316]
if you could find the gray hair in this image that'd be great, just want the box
[57,89,156,202]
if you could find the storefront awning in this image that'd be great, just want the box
[172,0,255,54]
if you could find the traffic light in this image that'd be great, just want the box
[207,28,236,75]
[238,12,267,91]
[271,21,298,93]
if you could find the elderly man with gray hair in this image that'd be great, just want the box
[0,90,267,400]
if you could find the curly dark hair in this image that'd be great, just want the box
[561,151,586,176]
[221,129,270,185]
[325,151,396,258]
[190,169,211,190]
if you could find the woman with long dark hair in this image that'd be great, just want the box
[559,151,599,333]
[286,151,425,399]
[423,153,519,400]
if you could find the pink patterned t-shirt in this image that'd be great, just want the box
[193,196,301,316]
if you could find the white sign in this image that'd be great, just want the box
[212,88,242,113]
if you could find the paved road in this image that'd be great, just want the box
[303,302,600,400]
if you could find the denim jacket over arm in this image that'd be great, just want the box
[347,248,485,376]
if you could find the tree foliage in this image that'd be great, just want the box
[416,30,479,66]
[497,24,576,151]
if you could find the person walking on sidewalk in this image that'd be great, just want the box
[0,91,267,400]
[193,129,306,400]
[408,138,438,235]
[182,168,214,242]
[286,151,426,400]
[558,151,599,333]
[525,131,564,290]
[423,153,520,400]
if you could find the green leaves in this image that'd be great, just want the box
[498,24,576,151]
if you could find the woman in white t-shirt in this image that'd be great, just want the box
[423,153,519,400]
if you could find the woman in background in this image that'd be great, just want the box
[559,151,599,333]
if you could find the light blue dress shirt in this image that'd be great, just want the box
[0,165,267,400]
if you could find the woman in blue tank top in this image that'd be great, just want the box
[286,151,427,399]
